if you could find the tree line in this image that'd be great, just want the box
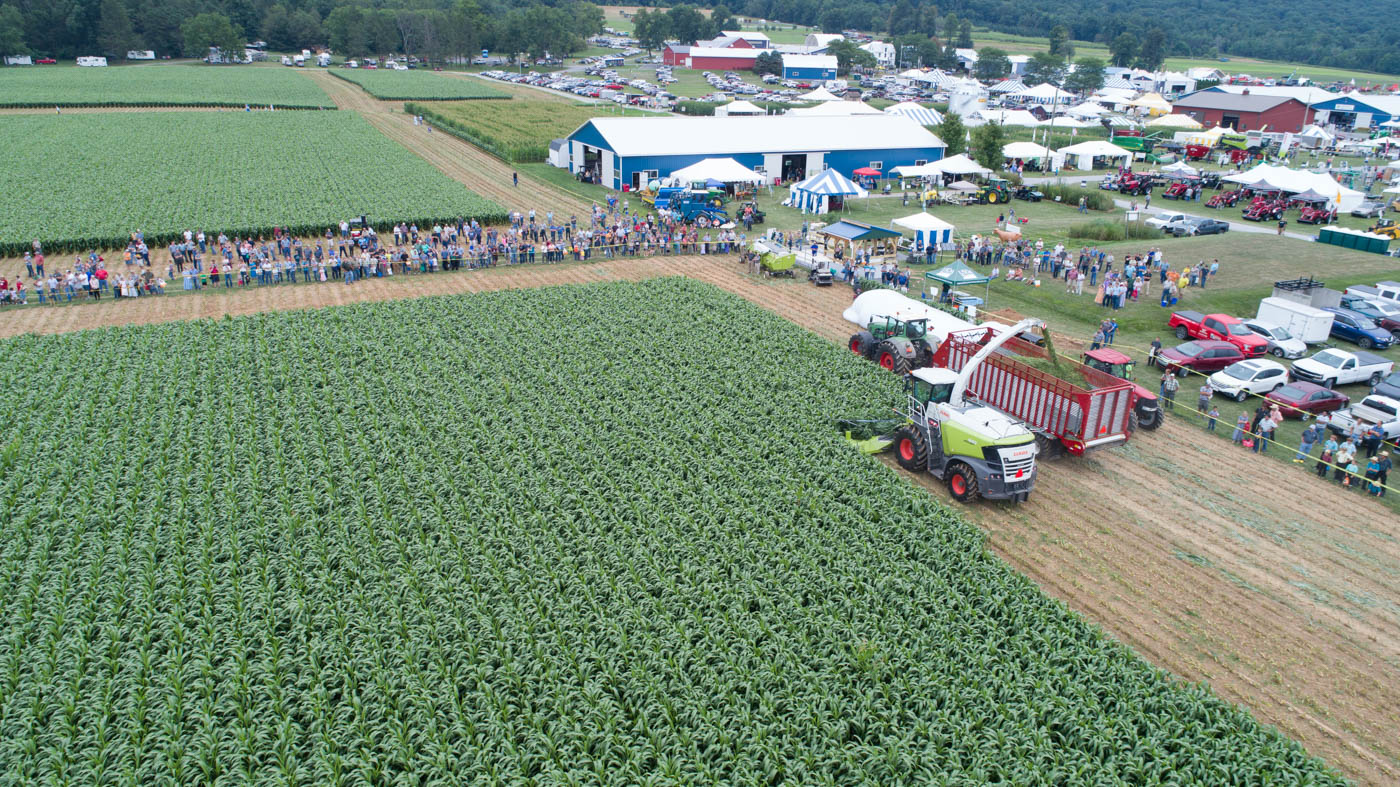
[0,0,606,63]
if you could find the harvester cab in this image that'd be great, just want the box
[892,319,1043,502]
[849,316,934,373]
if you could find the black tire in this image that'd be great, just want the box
[1324,378,1336,389]
[1271,347,1284,357]
[1370,372,1383,386]
[1235,389,1248,402]
[1359,336,1373,349]
[1138,407,1163,430]
[893,425,928,472]
[876,342,911,375]
[1175,326,1188,340]
[945,461,979,502]
[849,331,875,359]
[1127,410,1139,433]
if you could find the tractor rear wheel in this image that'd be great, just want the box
[987,192,1000,204]
[894,425,928,472]
[945,461,979,502]
[877,342,911,375]
[849,331,875,359]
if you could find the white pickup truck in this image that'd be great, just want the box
[1316,394,1400,442]
[1289,348,1394,389]
[1145,211,1191,231]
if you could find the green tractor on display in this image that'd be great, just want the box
[977,177,1013,205]
[848,315,937,374]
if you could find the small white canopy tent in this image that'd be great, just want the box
[929,154,993,177]
[884,101,943,126]
[967,109,1040,127]
[1147,113,1203,129]
[1002,141,1054,160]
[797,86,842,102]
[785,168,868,214]
[715,99,764,117]
[1298,124,1334,141]
[1161,160,1198,176]
[891,212,955,251]
[668,157,764,185]
[787,101,882,117]
[1066,101,1108,118]
[1358,136,1400,148]
[1056,140,1132,170]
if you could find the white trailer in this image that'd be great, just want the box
[76,56,108,67]
[293,55,305,67]
[1256,296,1334,344]
[316,52,331,67]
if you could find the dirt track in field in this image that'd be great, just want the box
[1,254,1397,781]
[305,70,588,220]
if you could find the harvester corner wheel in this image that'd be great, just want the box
[945,461,979,502]
[849,331,875,359]
[893,425,928,472]
[877,342,911,375]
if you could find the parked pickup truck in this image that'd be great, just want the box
[1167,311,1268,356]
[1289,348,1395,389]
[1315,394,1400,442]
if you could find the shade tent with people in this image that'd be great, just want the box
[891,153,992,180]
[891,212,955,252]
[785,169,868,214]
[666,157,764,186]
[1056,140,1133,171]
[1161,160,1199,176]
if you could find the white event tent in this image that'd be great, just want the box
[797,86,842,102]
[715,99,764,117]
[786,168,868,214]
[891,212,955,250]
[1056,140,1132,170]
[668,157,764,185]
[1222,164,1365,211]
[1002,141,1054,160]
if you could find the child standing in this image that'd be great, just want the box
[1231,412,1249,445]
[1206,406,1220,432]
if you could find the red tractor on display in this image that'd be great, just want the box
[1207,189,1243,208]
[1242,197,1286,221]
[1297,204,1336,224]
[1114,172,1153,196]
[1162,181,1190,199]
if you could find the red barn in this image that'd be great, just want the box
[1170,91,1312,132]
[683,47,761,71]
[662,44,690,66]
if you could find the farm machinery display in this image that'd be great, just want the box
[1297,203,1336,224]
[1242,195,1287,221]
[976,177,1013,205]
[1207,189,1244,208]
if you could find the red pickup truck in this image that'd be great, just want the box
[1167,311,1268,356]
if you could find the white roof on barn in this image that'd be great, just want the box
[687,46,761,60]
[577,115,945,158]
[1212,85,1341,105]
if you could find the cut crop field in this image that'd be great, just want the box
[329,69,506,100]
[0,64,334,109]
[0,278,1346,784]
[409,98,652,162]
[0,111,505,256]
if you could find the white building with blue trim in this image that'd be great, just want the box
[564,115,945,191]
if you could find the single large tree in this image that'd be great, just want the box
[956,18,973,48]
[1108,31,1137,68]
[1063,56,1105,94]
[973,47,1010,81]
[664,5,706,45]
[1048,24,1073,58]
[970,121,1007,169]
[632,8,668,53]
[826,38,875,76]
[1137,27,1166,70]
[938,111,968,156]
[1026,51,1065,85]
[97,0,138,57]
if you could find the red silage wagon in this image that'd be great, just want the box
[930,328,1136,456]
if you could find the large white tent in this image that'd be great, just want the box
[1222,164,1365,211]
[1066,101,1109,119]
[966,109,1041,127]
[797,86,842,102]
[892,212,955,250]
[668,157,763,185]
[884,101,943,126]
[928,153,992,177]
[1056,140,1132,170]
[787,101,882,117]
[785,168,868,214]
[1011,82,1067,104]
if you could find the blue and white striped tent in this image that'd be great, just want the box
[785,169,868,214]
[884,101,943,128]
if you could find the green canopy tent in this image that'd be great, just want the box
[925,258,992,310]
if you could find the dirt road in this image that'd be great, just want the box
[305,71,587,220]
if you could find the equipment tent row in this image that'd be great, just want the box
[1222,165,1365,211]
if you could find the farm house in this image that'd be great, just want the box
[564,115,945,190]
[782,54,837,81]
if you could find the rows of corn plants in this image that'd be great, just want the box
[0,112,506,256]
[329,69,506,100]
[0,64,334,108]
[0,279,1347,784]
[408,100,652,162]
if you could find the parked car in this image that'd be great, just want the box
[1156,340,1246,376]
[1240,319,1307,359]
[1351,200,1386,219]
[1320,307,1395,350]
[1373,370,1400,400]
[1264,382,1349,418]
[1167,311,1269,356]
[1315,395,1400,442]
[1337,296,1400,341]
[1013,186,1044,202]
[1290,348,1394,389]
[1207,358,1289,401]
[36,57,56,64]
[1168,217,1230,236]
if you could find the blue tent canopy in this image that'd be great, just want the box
[786,169,869,214]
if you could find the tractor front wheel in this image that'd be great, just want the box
[1138,408,1163,430]
[945,462,980,502]
[894,425,928,472]
[849,331,875,359]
